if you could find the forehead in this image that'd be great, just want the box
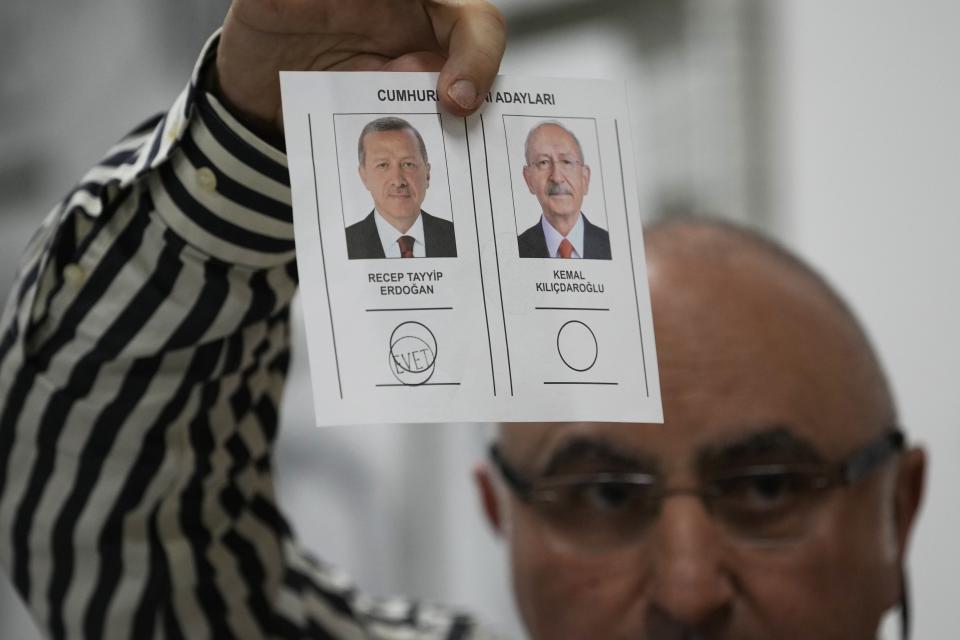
[528,125,579,155]
[503,257,885,468]
[362,129,421,158]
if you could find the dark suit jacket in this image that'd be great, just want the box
[345,210,457,259]
[517,213,611,260]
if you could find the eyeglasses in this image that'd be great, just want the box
[527,157,583,173]
[489,430,905,552]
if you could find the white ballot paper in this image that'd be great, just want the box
[280,72,662,425]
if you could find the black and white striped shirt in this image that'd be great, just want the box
[0,32,492,640]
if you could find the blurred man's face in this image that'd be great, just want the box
[478,241,925,640]
[359,128,430,233]
[522,124,590,233]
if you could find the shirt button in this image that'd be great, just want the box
[196,167,217,192]
[63,264,86,288]
[166,118,180,142]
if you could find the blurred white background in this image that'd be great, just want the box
[1,1,957,638]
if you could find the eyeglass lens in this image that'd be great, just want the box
[527,466,835,552]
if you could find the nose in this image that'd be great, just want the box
[387,163,407,186]
[548,159,564,181]
[645,496,734,633]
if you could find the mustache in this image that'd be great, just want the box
[547,183,573,196]
[389,185,411,196]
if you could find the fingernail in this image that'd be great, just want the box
[448,79,478,110]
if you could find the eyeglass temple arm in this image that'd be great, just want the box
[489,445,534,499]
[900,567,911,640]
[840,429,905,485]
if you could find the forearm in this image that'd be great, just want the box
[0,31,299,638]
[0,7,508,632]
[0,30,494,640]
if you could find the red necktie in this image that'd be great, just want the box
[398,235,415,258]
[558,238,574,259]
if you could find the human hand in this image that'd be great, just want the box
[216,0,507,134]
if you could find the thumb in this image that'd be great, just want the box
[428,1,506,116]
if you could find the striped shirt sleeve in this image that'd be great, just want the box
[0,30,497,640]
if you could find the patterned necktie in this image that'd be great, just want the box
[397,235,415,258]
[558,238,574,259]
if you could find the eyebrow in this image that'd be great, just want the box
[532,152,578,159]
[540,437,660,476]
[696,425,826,470]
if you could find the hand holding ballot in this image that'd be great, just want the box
[216,0,507,134]
[0,4,507,638]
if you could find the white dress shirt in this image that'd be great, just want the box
[375,210,426,258]
[541,212,585,258]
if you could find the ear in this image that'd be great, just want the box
[425,162,431,186]
[522,164,537,195]
[358,163,368,188]
[582,164,591,194]
[473,463,504,534]
[893,447,926,558]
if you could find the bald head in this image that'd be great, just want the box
[644,217,862,334]
[643,217,896,432]
[500,217,896,453]
[483,219,923,640]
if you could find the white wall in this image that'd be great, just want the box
[771,2,960,637]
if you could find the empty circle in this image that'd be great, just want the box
[556,320,598,372]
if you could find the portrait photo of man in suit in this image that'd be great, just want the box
[517,121,611,260]
[345,117,457,259]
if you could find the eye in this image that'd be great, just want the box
[534,158,552,171]
[539,477,656,516]
[581,481,639,512]
[714,469,820,513]
[560,158,577,169]
[401,160,418,169]
[709,467,831,541]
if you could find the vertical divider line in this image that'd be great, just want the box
[481,115,515,396]
[615,119,649,397]
[438,112,457,228]
[462,116,497,395]
[309,113,344,398]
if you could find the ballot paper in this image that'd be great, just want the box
[280,72,662,425]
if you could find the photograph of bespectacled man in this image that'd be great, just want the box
[516,120,611,260]
[345,116,456,259]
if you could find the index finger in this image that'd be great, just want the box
[428,1,507,116]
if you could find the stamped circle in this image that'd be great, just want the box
[388,321,438,385]
[556,320,598,372]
